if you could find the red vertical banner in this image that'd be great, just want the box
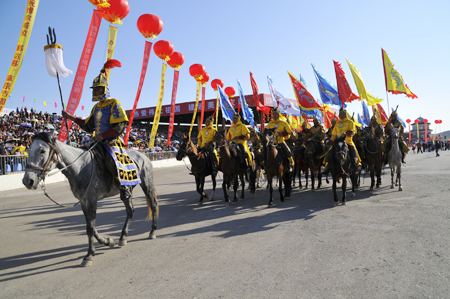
[58,10,102,142]
[200,86,206,130]
[124,41,153,145]
[167,69,180,145]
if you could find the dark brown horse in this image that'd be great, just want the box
[305,139,325,190]
[176,136,217,203]
[361,127,382,190]
[262,130,291,207]
[214,130,255,204]
[292,138,309,189]
[329,135,357,205]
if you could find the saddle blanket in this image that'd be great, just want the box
[103,139,141,186]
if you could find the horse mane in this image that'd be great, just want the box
[33,132,56,145]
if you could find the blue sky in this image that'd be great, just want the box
[1,0,449,133]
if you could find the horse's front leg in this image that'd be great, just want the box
[222,175,230,203]
[397,168,402,191]
[317,168,322,189]
[239,173,245,200]
[310,168,315,191]
[232,175,239,204]
[332,177,338,205]
[278,175,284,203]
[305,169,309,189]
[369,165,375,190]
[390,166,395,189]
[268,176,274,207]
[119,189,135,247]
[341,175,347,205]
[284,172,291,198]
[210,173,216,201]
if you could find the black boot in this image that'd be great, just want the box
[401,152,406,164]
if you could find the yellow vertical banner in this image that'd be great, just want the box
[189,81,201,138]
[105,25,118,80]
[0,0,40,112]
[149,63,167,149]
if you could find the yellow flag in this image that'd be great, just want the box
[347,59,383,106]
[189,81,201,138]
[43,101,47,106]
[149,63,167,149]
[0,0,40,113]
[382,48,417,99]
[105,26,118,80]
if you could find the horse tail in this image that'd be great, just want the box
[146,185,159,221]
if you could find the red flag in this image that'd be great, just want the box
[200,86,206,130]
[249,72,270,115]
[376,103,389,123]
[333,60,359,105]
[287,72,321,110]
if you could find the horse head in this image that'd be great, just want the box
[391,127,400,140]
[361,126,374,140]
[176,136,193,160]
[23,132,60,190]
[305,139,319,158]
[332,135,349,167]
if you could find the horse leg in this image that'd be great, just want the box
[210,173,216,201]
[298,169,303,189]
[80,200,99,267]
[369,164,375,190]
[341,175,347,205]
[398,167,403,191]
[223,175,230,203]
[317,168,322,189]
[239,173,245,200]
[376,164,381,188]
[332,177,338,205]
[305,169,309,189]
[278,175,284,203]
[390,165,395,189]
[284,172,291,198]
[311,169,315,191]
[139,163,159,239]
[195,176,204,203]
[118,190,135,247]
[268,176,274,207]
[233,175,239,203]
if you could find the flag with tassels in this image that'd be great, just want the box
[382,48,417,99]
[373,104,388,124]
[357,113,365,128]
[346,59,384,106]
[288,71,321,110]
[333,60,359,105]
[312,64,341,106]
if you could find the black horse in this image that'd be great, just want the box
[361,127,382,190]
[176,136,217,203]
[329,135,357,205]
[305,139,325,190]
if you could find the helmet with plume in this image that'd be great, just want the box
[91,59,121,102]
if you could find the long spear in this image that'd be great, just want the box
[44,27,72,142]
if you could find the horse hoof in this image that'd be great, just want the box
[342,201,347,205]
[285,195,291,199]
[149,233,156,239]
[370,187,374,191]
[80,259,93,267]
[351,192,355,197]
[399,187,403,191]
[390,185,394,189]
[108,237,115,248]
[119,239,127,247]
[267,204,273,208]
[334,201,338,206]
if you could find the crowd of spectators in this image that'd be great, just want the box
[0,106,195,174]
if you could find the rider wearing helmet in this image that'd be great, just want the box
[383,109,409,164]
[197,116,219,170]
[227,113,252,169]
[266,107,294,172]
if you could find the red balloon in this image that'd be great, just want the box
[154,40,174,61]
[211,79,224,91]
[439,120,443,124]
[225,87,236,97]
[137,14,163,39]
[100,0,129,25]
[414,119,420,124]
[200,72,210,86]
[423,119,428,123]
[167,52,185,69]
[189,64,206,81]
[435,120,439,124]
[406,119,411,123]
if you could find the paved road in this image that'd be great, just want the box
[1,150,450,298]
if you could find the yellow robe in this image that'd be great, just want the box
[266,118,292,144]
[227,119,252,165]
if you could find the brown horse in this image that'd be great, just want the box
[176,136,217,203]
[361,127,382,190]
[292,138,309,189]
[262,130,291,207]
[214,130,255,204]
[305,139,324,190]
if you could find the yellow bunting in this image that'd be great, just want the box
[188,81,201,138]
[149,63,167,148]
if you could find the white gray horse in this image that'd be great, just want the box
[388,127,403,191]
[22,132,159,266]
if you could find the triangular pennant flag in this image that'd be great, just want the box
[287,71,321,111]
[333,60,359,105]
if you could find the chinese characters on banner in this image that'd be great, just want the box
[149,63,167,149]
[167,70,180,145]
[0,0,40,113]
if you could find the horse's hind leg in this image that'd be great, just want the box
[140,172,159,240]
[239,173,245,200]
[210,174,216,201]
[119,189,135,247]
[390,166,395,189]
[398,169,402,191]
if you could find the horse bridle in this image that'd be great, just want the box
[25,143,59,181]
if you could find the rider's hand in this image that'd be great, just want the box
[94,134,104,142]
[346,130,353,137]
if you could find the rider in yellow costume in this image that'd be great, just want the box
[227,113,252,169]
[383,109,409,164]
[307,116,326,156]
[197,116,219,170]
[266,107,295,172]
[62,60,140,200]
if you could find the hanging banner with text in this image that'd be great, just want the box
[189,81,201,138]
[124,41,152,145]
[167,69,180,145]
[149,63,167,148]
[105,25,118,80]
[58,9,102,142]
[200,86,206,130]
[0,0,40,113]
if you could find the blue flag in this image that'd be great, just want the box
[237,80,255,126]
[392,108,406,128]
[217,85,236,122]
[358,113,365,128]
[362,101,371,126]
[312,64,344,107]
